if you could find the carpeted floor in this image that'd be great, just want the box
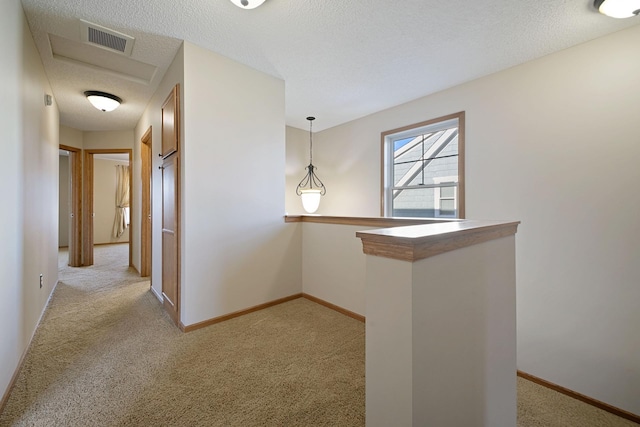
[0,245,636,426]
[517,377,637,427]
[0,245,365,426]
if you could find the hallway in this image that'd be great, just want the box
[0,245,366,426]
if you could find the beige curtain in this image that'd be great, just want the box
[112,165,130,238]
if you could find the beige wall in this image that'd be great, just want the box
[0,6,59,399]
[0,0,23,399]
[20,3,60,351]
[93,158,130,244]
[132,42,302,325]
[180,42,300,326]
[59,125,82,149]
[410,236,517,426]
[285,125,308,214]
[364,235,517,426]
[135,42,302,326]
[134,43,185,296]
[287,25,640,414]
[58,154,70,247]
[301,223,367,316]
[84,130,133,150]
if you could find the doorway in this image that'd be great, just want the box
[59,144,82,267]
[141,127,152,278]
[82,149,133,267]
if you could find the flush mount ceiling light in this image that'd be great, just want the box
[296,117,326,214]
[594,0,640,18]
[84,90,122,112]
[229,0,266,9]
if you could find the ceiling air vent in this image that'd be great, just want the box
[80,20,134,56]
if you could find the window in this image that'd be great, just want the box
[382,112,465,218]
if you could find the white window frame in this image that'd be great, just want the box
[381,112,465,218]
[433,176,458,218]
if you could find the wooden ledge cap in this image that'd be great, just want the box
[356,220,519,262]
[284,214,456,228]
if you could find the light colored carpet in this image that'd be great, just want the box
[1,245,365,426]
[517,377,637,427]
[1,245,636,426]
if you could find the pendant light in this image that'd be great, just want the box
[229,0,266,9]
[296,117,326,214]
[594,0,640,18]
[84,91,122,112]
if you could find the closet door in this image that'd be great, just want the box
[161,153,179,325]
[161,84,180,326]
[161,85,179,158]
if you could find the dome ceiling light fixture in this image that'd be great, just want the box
[84,90,122,112]
[594,0,640,18]
[229,0,266,9]
[296,117,326,214]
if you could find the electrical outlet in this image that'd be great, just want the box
[39,274,43,289]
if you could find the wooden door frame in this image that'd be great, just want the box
[83,148,133,267]
[141,127,152,278]
[60,144,82,267]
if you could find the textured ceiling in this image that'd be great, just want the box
[21,0,640,132]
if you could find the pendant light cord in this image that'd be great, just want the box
[308,117,314,164]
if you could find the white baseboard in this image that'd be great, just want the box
[149,285,163,302]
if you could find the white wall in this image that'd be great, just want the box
[0,5,59,400]
[181,42,300,326]
[134,43,184,295]
[288,25,640,414]
[93,158,130,244]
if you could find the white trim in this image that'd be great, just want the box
[433,176,458,218]
[150,285,163,303]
